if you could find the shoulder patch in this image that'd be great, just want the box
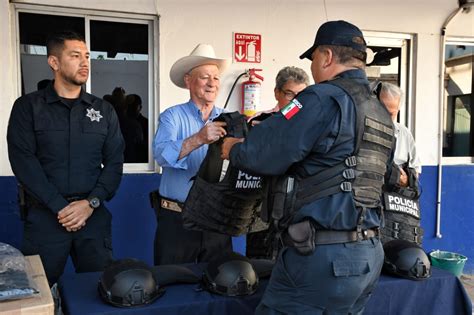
[281,98,303,120]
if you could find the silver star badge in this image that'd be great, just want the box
[86,108,103,122]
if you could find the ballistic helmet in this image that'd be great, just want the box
[202,252,259,296]
[98,258,164,307]
[383,240,431,280]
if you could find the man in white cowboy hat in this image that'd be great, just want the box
[151,43,233,265]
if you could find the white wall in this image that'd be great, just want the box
[156,0,471,167]
[1,0,473,176]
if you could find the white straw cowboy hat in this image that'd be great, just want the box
[170,43,230,89]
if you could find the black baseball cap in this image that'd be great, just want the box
[299,20,367,60]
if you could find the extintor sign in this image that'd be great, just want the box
[234,33,262,63]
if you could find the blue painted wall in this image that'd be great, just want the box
[420,166,474,273]
[0,165,472,274]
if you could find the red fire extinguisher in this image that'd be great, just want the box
[241,68,264,117]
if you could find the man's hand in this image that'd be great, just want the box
[221,137,244,160]
[197,121,227,144]
[57,200,93,232]
[399,167,408,187]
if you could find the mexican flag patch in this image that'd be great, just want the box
[281,98,303,120]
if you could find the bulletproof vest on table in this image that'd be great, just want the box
[182,112,267,236]
[382,166,423,245]
[267,78,395,231]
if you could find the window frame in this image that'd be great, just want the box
[442,37,474,164]
[13,3,159,173]
[364,31,416,135]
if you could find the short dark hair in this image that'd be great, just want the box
[46,31,85,57]
[318,43,366,69]
[275,66,310,90]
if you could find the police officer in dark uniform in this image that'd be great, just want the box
[222,20,395,314]
[7,31,124,285]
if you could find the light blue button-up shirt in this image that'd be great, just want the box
[153,100,224,202]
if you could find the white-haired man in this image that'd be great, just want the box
[380,82,421,183]
[152,44,232,264]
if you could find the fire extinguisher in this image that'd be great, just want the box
[241,69,264,117]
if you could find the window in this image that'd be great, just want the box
[364,32,414,130]
[16,6,157,171]
[443,42,473,157]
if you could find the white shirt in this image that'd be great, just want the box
[393,122,422,174]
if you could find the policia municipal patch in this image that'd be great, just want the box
[383,192,420,219]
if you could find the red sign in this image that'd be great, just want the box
[234,33,261,63]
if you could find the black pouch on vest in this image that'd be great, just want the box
[286,220,315,256]
[263,176,297,224]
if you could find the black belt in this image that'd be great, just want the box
[283,228,379,246]
[149,190,184,213]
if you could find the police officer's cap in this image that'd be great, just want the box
[98,258,165,307]
[300,20,367,60]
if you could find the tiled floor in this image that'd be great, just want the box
[459,274,474,314]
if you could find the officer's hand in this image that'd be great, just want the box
[57,200,93,232]
[197,121,227,144]
[399,167,408,187]
[221,137,244,160]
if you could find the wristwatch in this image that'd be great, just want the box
[87,196,101,209]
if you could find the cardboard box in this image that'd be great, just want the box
[0,255,54,315]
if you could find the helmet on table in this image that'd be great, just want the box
[383,239,431,280]
[98,258,164,307]
[202,251,259,296]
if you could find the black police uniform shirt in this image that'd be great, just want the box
[7,82,125,213]
[230,69,384,230]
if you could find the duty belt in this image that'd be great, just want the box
[283,228,379,246]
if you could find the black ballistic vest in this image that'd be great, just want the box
[382,166,423,245]
[273,78,395,228]
[182,112,266,236]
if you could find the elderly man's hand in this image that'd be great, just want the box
[197,121,227,144]
[221,137,244,160]
[399,167,408,187]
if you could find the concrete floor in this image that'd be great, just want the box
[459,274,474,314]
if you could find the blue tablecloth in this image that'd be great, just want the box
[59,267,472,315]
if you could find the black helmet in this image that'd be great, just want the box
[202,252,259,296]
[383,240,431,280]
[98,258,164,307]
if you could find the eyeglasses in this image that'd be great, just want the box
[281,89,298,100]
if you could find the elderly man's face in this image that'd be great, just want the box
[274,80,307,110]
[186,64,220,106]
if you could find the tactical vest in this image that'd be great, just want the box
[382,166,423,245]
[267,78,395,231]
[182,112,266,236]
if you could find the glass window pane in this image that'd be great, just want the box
[443,44,473,157]
[90,20,149,163]
[18,12,84,94]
